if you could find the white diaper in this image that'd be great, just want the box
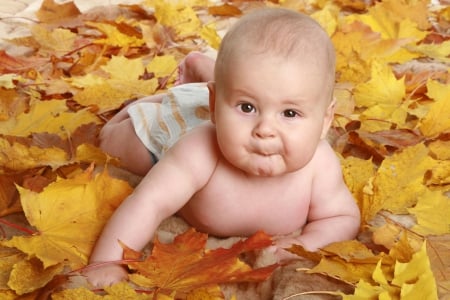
[128,83,210,161]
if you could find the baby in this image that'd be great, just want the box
[86,8,361,287]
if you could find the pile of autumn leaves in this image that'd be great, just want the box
[0,0,449,299]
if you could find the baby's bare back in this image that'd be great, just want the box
[177,156,313,237]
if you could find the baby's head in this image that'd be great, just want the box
[209,8,337,176]
[214,8,335,101]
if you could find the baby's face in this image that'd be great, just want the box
[212,53,334,176]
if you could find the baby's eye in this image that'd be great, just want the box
[239,103,256,114]
[283,109,299,118]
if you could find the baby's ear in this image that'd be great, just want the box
[207,81,216,124]
[320,98,336,139]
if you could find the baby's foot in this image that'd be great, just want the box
[175,52,215,85]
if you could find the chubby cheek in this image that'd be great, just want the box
[283,136,318,170]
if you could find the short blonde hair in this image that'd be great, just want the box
[214,8,336,101]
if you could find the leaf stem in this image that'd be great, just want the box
[0,218,37,235]
[69,259,141,275]
[282,290,342,299]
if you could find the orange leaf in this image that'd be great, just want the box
[208,4,242,17]
[124,229,278,296]
[36,0,81,23]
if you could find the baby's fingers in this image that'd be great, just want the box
[84,264,128,288]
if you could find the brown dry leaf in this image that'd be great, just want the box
[0,174,24,216]
[427,235,450,298]
[125,229,278,298]
[0,50,48,77]
[1,166,133,269]
[36,0,81,23]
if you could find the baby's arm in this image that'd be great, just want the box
[292,141,360,251]
[85,125,218,287]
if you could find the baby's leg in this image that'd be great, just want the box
[99,94,164,176]
[176,52,215,84]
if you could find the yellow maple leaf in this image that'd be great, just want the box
[407,40,450,63]
[31,25,77,54]
[75,143,119,166]
[153,1,202,38]
[86,21,144,47]
[0,290,19,300]
[146,55,178,79]
[101,56,145,80]
[429,140,450,160]
[311,3,339,36]
[342,276,389,299]
[73,78,158,113]
[68,74,106,88]
[353,60,407,131]
[345,0,429,40]
[354,60,405,108]
[419,79,450,137]
[0,99,101,138]
[387,232,416,266]
[303,240,384,285]
[0,247,25,289]
[7,257,63,295]
[332,21,421,84]
[370,143,437,215]
[52,281,171,299]
[0,137,68,172]
[332,28,372,83]
[393,242,438,299]
[425,160,450,187]
[408,189,450,236]
[1,166,133,269]
[340,156,376,221]
[342,241,437,299]
[200,23,221,50]
[360,103,410,132]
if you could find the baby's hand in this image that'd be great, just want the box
[271,236,304,263]
[83,263,128,288]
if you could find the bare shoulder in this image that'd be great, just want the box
[308,140,357,213]
[163,123,219,185]
[309,140,347,197]
[311,140,341,171]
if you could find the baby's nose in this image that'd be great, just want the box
[253,118,276,138]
